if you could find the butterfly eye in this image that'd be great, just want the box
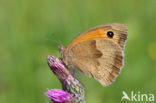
[107,31,114,38]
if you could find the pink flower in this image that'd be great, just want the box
[45,88,74,103]
[46,55,85,103]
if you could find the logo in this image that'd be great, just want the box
[121,91,155,102]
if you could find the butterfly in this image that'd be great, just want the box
[58,23,128,86]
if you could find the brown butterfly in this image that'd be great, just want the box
[58,23,128,86]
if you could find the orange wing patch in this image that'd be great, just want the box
[67,27,118,49]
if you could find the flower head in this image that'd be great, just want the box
[46,55,85,103]
[45,88,74,103]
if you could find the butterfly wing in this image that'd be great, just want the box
[63,39,123,86]
[66,23,128,50]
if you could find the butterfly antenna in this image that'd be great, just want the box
[47,34,63,58]
[51,33,62,46]
[46,33,62,46]
[45,38,59,45]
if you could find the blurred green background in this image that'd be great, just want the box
[0,0,156,103]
